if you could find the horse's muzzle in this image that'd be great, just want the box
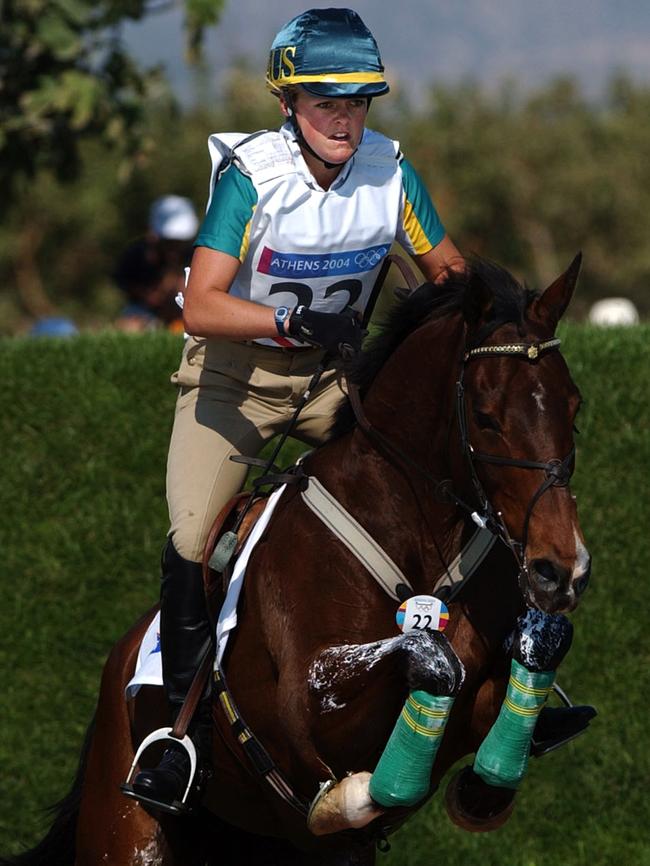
[526,555,591,614]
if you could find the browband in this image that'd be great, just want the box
[464,338,561,362]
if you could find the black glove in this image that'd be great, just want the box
[288,306,364,355]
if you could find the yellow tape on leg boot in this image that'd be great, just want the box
[369,691,454,808]
[474,660,555,789]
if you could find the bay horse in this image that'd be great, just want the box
[4,255,591,866]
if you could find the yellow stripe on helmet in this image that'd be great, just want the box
[266,70,386,90]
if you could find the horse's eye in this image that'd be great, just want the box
[474,409,501,433]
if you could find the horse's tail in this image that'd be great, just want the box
[0,715,95,866]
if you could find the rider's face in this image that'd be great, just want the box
[284,90,368,168]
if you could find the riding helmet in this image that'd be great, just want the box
[266,8,390,98]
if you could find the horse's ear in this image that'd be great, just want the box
[531,253,582,329]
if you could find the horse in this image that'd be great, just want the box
[4,254,591,866]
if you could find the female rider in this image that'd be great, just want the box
[130,7,465,811]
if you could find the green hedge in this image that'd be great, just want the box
[0,327,648,864]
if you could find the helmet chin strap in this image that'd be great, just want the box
[284,90,363,171]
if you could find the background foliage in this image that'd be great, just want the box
[0,326,648,864]
[0,0,225,200]
[2,66,650,333]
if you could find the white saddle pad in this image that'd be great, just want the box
[125,485,286,699]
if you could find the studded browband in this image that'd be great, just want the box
[464,338,561,362]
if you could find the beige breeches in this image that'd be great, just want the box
[166,337,346,562]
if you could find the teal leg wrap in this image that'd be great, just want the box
[369,691,454,808]
[474,660,555,789]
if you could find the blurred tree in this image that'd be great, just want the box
[0,0,225,324]
[401,75,650,318]
[0,0,225,207]
[0,68,280,334]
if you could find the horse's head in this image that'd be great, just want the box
[458,254,590,613]
[333,254,590,613]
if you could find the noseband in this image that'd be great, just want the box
[456,337,575,572]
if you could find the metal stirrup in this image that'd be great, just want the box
[122,727,197,807]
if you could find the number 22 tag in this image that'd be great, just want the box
[395,594,449,633]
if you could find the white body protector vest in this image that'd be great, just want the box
[206,126,404,346]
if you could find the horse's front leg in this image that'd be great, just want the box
[445,609,573,832]
[307,629,464,836]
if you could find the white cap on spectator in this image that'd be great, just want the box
[149,195,199,241]
[588,297,639,326]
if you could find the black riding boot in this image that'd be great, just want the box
[132,539,213,810]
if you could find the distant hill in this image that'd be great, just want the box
[123,0,650,103]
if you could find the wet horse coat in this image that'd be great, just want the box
[12,256,590,866]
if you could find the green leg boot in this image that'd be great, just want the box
[369,691,455,808]
[474,659,554,789]
[474,610,574,789]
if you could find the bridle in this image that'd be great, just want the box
[455,336,575,577]
[345,330,576,588]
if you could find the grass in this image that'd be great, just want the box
[0,325,648,864]
[0,332,180,851]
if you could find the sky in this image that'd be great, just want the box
[121,0,650,105]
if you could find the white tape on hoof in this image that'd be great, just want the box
[308,772,385,836]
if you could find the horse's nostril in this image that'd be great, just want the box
[574,573,590,596]
[530,558,562,589]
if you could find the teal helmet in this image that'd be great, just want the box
[266,8,389,98]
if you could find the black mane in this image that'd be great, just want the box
[330,256,539,437]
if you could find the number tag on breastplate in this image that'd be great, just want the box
[396,595,449,633]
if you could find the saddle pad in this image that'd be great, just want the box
[124,485,287,700]
[125,610,161,700]
[216,484,287,665]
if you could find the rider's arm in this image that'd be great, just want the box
[397,157,465,283]
[414,235,465,284]
[184,165,285,339]
[184,249,282,339]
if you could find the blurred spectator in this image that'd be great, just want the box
[113,196,198,333]
[588,297,640,326]
[29,316,79,337]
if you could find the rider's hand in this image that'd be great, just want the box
[287,306,364,355]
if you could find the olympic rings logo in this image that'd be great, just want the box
[354,247,388,269]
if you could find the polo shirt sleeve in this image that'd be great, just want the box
[194,164,258,262]
[396,157,446,256]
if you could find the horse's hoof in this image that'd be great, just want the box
[444,766,516,833]
[308,773,385,835]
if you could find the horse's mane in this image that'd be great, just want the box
[330,256,539,437]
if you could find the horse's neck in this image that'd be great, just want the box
[361,316,462,460]
[312,315,467,591]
